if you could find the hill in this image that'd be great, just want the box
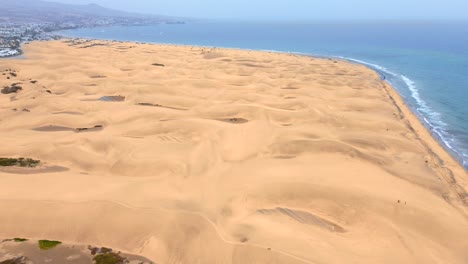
[0,0,171,23]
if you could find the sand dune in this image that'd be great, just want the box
[0,40,467,263]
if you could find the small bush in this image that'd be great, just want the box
[38,240,61,250]
[0,158,18,166]
[0,158,40,167]
[93,252,126,264]
[1,84,22,94]
[1,238,28,243]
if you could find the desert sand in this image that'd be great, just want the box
[0,39,467,264]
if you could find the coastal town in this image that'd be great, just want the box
[0,19,168,58]
[0,1,184,58]
[0,23,59,57]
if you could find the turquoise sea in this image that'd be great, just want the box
[60,21,468,169]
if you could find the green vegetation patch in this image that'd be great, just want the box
[38,240,62,250]
[1,238,28,243]
[93,252,126,264]
[0,158,40,167]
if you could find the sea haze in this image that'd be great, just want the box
[60,21,468,169]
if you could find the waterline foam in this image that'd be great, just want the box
[343,57,466,169]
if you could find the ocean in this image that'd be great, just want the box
[59,21,468,169]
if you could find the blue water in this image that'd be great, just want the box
[59,21,468,169]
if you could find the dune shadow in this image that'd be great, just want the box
[257,207,346,233]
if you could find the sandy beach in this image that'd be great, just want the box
[0,39,467,263]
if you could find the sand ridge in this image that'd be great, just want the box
[0,39,467,263]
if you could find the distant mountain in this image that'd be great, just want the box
[0,0,186,58]
[0,0,172,23]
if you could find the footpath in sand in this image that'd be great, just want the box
[0,39,467,263]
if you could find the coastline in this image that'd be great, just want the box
[313,52,468,211]
[339,56,468,171]
[326,55,468,211]
[1,39,467,263]
[378,76,468,210]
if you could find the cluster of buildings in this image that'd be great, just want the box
[0,23,62,57]
[0,16,183,58]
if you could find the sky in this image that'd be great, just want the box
[50,0,468,21]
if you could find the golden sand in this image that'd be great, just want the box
[0,39,467,263]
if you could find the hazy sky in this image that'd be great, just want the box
[50,0,468,21]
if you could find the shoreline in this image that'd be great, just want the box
[1,39,467,263]
[376,75,468,212]
[338,56,468,171]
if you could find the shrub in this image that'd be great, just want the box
[38,240,61,250]
[93,252,126,264]
[0,158,40,167]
